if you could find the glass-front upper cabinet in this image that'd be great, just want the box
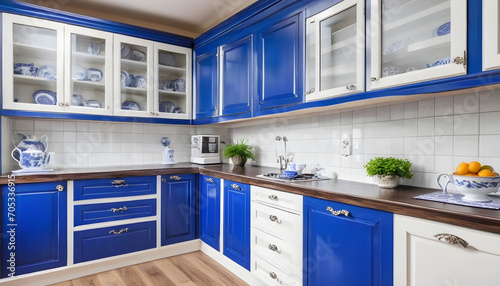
[65,25,113,115]
[2,13,64,112]
[153,43,191,119]
[114,34,153,117]
[306,0,365,101]
[370,0,467,89]
[483,0,500,71]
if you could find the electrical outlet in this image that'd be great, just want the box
[341,133,352,157]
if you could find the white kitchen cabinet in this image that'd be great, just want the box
[113,34,154,117]
[305,0,365,101]
[394,214,500,286]
[483,0,500,71]
[153,43,191,119]
[2,13,64,112]
[370,0,467,90]
[64,25,113,115]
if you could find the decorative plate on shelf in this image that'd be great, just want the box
[32,90,56,105]
[159,52,176,66]
[121,101,141,111]
[437,22,451,36]
[37,65,57,81]
[159,101,175,113]
[85,100,102,108]
[71,94,85,106]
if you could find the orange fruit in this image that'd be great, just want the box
[478,169,495,177]
[455,162,469,175]
[464,172,478,176]
[468,161,481,173]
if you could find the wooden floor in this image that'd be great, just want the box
[50,251,248,286]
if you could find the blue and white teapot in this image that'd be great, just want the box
[11,133,52,169]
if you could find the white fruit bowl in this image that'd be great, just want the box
[437,173,500,202]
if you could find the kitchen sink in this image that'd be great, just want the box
[256,173,330,183]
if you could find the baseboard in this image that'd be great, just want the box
[0,240,201,286]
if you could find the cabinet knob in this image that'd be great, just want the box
[162,178,167,182]
[109,228,129,235]
[268,244,279,252]
[58,102,65,107]
[111,206,128,213]
[326,206,350,217]
[150,112,154,115]
[370,77,378,82]
[170,175,181,180]
[269,215,281,224]
[231,183,241,190]
[346,84,356,91]
[305,88,315,96]
[111,180,128,187]
[268,195,278,201]
[269,272,277,280]
[205,177,214,183]
[65,102,70,106]
[434,233,469,248]
[56,185,64,192]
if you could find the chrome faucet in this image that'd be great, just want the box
[275,136,290,172]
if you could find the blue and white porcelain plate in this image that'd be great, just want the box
[32,90,56,105]
[121,101,141,111]
[72,64,87,80]
[159,101,175,113]
[437,22,451,36]
[159,52,176,66]
[37,65,57,81]
[86,68,103,82]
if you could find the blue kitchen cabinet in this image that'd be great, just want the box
[220,35,253,116]
[199,175,221,251]
[256,13,304,112]
[161,174,196,246]
[223,180,250,270]
[195,48,219,119]
[2,181,67,277]
[303,196,393,286]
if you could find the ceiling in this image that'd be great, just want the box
[18,0,258,38]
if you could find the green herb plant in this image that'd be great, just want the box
[223,139,256,161]
[364,157,413,179]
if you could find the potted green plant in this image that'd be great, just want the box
[364,157,413,188]
[223,139,256,166]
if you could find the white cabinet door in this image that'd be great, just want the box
[370,0,467,89]
[483,0,500,71]
[2,13,64,112]
[64,25,113,115]
[113,34,153,117]
[305,0,365,101]
[153,42,191,119]
[394,215,500,286]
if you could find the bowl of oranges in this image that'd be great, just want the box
[437,161,500,202]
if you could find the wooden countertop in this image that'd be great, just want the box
[2,163,500,234]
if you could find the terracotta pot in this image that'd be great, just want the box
[231,155,247,166]
[373,174,400,188]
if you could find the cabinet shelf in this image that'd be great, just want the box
[120,58,147,69]
[14,74,57,87]
[14,42,56,59]
[73,79,105,91]
[158,64,186,73]
[71,51,105,65]
[383,2,450,32]
[158,90,186,97]
[321,36,356,55]
[121,86,147,94]
[383,35,450,66]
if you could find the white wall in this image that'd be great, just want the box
[227,89,500,189]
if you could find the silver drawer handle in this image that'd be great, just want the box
[109,228,129,235]
[205,177,214,183]
[268,244,279,252]
[434,233,469,248]
[269,272,277,280]
[326,206,350,217]
[268,195,278,201]
[111,206,128,213]
[56,185,64,192]
[170,175,181,180]
[111,180,128,187]
[231,183,241,190]
[269,215,281,224]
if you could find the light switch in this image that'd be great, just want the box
[341,133,352,157]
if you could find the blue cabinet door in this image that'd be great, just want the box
[161,174,196,246]
[303,196,393,286]
[195,48,219,119]
[2,181,67,277]
[223,180,250,270]
[199,175,221,251]
[220,35,253,116]
[256,13,304,112]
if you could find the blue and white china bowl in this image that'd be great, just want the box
[11,148,52,169]
[280,170,298,179]
[86,68,103,82]
[32,90,56,105]
[14,63,38,76]
[426,57,451,68]
[37,65,57,81]
[296,164,306,175]
[121,101,141,111]
[159,101,175,113]
[71,94,85,106]
[88,40,101,55]
[159,52,176,66]
[436,22,451,37]
[173,106,183,113]
[130,50,146,62]
[72,64,87,80]
[85,100,102,108]
[437,173,500,202]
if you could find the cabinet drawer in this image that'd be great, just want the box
[74,199,156,226]
[251,203,302,246]
[74,221,156,263]
[252,255,301,286]
[252,186,302,213]
[252,227,302,280]
[74,176,156,200]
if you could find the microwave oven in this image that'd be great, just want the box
[191,135,221,164]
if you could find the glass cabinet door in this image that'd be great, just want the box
[370,0,467,89]
[114,34,153,117]
[65,25,113,115]
[305,0,365,102]
[483,0,500,71]
[153,43,191,119]
[2,13,64,112]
